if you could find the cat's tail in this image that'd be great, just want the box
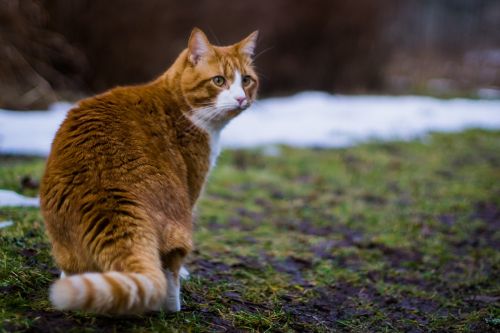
[49,267,167,314]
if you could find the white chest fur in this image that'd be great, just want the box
[208,128,222,169]
[190,70,246,169]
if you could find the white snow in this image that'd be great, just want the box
[0,102,71,156]
[0,92,499,154]
[0,189,39,207]
[222,92,500,148]
[0,220,14,229]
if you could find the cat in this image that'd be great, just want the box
[39,28,259,314]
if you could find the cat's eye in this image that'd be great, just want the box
[212,76,225,87]
[242,75,253,86]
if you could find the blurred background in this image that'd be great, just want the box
[1,0,500,110]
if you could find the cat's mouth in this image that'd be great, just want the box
[226,104,250,117]
[218,102,249,116]
[190,103,249,128]
[228,107,244,116]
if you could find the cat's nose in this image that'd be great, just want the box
[236,96,247,106]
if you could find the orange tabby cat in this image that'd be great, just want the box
[40,28,259,314]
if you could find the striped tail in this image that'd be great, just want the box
[50,270,167,314]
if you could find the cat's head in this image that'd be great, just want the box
[180,28,259,129]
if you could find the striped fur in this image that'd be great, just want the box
[40,28,259,314]
[50,271,163,314]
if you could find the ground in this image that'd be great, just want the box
[0,130,499,333]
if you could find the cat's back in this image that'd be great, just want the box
[52,86,155,158]
[40,84,182,214]
[47,84,176,170]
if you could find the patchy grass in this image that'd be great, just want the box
[1,130,499,332]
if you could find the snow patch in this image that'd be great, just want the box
[0,102,70,156]
[0,93,499,155]
[0,190,39,207]
[223,92,500,148]
[0,220,14,229]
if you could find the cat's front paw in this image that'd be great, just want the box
[164,269,181,312]
[164,295,181,312]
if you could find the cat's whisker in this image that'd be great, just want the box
[188,106,230,131]
[192,109,224,129]
[179,105,217,121]
[191,104,235,121]
[253,46,274,61]
[189,101,253,130]
[207,26,221,46]
[194,102,217,107]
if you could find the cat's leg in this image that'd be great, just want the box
[51,241,88,277]
[179,266,190,280]
[162,250,185,312]
[164,269,181,312]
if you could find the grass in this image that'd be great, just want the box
[0,129,499,332]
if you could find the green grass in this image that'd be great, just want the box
[1,130,499,332]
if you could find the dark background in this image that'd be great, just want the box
[1,0,499,109]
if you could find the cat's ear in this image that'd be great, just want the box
[188,28,212,65]
[238,30,259,57]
